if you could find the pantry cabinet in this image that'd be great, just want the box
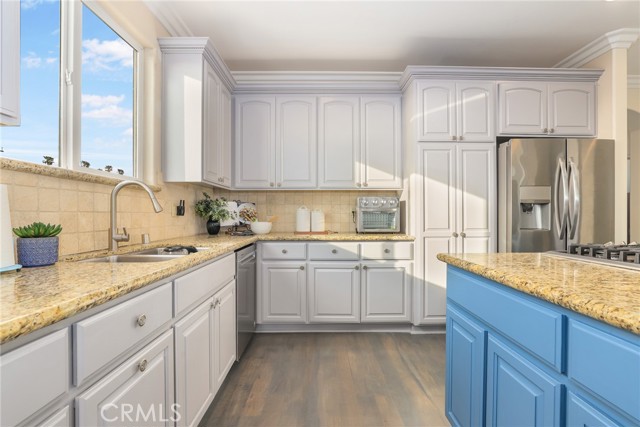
[417,143,495,323]
[417,81,495,142]
[318,95,402,189]
[0,0,20,126]
[234,95,317,189]
[498,81,596,136]
[159,38,232,187]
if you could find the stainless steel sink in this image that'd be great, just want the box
[79,247,210,263]
[79,254,185,263]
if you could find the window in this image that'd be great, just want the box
[0,0,142,178]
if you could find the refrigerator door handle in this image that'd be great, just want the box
[567,158,581,240]
[554,157,569,239]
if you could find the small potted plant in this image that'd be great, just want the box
[194,193,233,235]
[13,222,62,267]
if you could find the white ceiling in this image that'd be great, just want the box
[149,1,640,74]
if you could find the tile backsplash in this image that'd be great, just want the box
[1,166,398,256]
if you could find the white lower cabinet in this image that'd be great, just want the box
[213,281,236,387]
[38,406,72,427]
[308,263,360,323]
[260,261,307,323]
[361,261,412,323]
[76,330,175,427]
[174,298,215,427]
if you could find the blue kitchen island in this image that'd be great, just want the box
[437,252,640,427]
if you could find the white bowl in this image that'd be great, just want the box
[251,221,272,235]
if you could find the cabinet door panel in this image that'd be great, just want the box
[235,96,275,188]
[308,263,360,323]
[174,300,214,427]
[566,392,623,427]
[418,81,456,141]
[446,306,486,427]
[318,97,360,188]
[457,144,495,252]
[220,85,232,187]
[203,63,220,184]
[422,237,453,320]
[76,331,174,427]
[486,335,561,427]
[548,83,595,136]
[214,281,236,389]
[260,262,307,323]
[361,261,411,323]
[361,96,402,188]
[421,145,456,235]
[498,82,547,134]
[276,97,317,188]
[457,82,495,142]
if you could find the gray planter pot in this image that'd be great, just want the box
[16,236,59,267]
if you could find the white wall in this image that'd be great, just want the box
[629,86,640,241]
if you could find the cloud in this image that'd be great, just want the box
[46,57,57,64]
[122,127,133,137]
[82,38,133,72]
[21,0,57,10]
[23,52,42,69]
[82,93,131,126]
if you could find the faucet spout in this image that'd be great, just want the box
[110,180,163,251]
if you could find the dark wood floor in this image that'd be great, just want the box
[200,333,449,427]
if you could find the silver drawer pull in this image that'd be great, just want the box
[331,249,338,254]
[136,314,147,327]
[362,265,368,270]
[138,359,148,372]
[384,248,390,254]
[300,266,305,270]
[282,249,288,254]
[355,265,360,270]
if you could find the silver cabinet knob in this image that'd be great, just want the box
[331,249,337,254]
[138,359,148,372]
[355,265,360,270]
[384,248,390,254]
[300,266,305,270]
[356,182,361,187]
[362,265,368,270]
[136,314,147,327]
[363,183,368,187]
[549,128,555,134]
[459,136,463,141]
[282,249,288,254]
[452,232,459,238]
[543,128,548,133]
[452,136,457,141]
[460,232,466,238]
[270,182,274,187]
[210,301,215,309]
[277,183,282,187]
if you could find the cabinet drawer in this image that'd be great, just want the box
[448,268,564,371]
[261,243,307,260]
[308,243,359,260]
[174,253,235,315]
[0,329,69,427]
[361,242,413,260]
[567,319,640,422]
[74,283,172,386]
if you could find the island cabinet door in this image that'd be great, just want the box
[486,335,562,427]
[445,305,486,427]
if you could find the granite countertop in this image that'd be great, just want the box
[437,252,640,335]
[0,232,414,344]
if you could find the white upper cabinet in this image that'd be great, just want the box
[159,39,232,187]
[235,95,316,189]
[319,95,402,189]
[498,81,596,136]
[234,96,276,188]
[417,80,495,142]
[0,0,20,126]
[276,97,317,188]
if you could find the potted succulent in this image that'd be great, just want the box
[194,193,233,235]
[13,222,63,267]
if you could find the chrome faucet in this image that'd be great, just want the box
[110,180,163,251]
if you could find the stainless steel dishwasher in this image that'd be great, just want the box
[236,244,256,360]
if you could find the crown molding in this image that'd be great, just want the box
[232,71,403,94]
[554,28,640,69]
[143,1,192,37]
[399,66,603,91]
[629,75,640,89]
[158,37,236,91]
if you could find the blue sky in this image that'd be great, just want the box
[0,0,134,175]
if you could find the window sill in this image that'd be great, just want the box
[0,157,161,192]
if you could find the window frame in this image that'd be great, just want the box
[59,0,144,179]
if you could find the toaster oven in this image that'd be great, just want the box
[356,197,400,233]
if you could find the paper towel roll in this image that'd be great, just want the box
[0,184,18,270]
[296,206,310,232]
[311,209,325,232]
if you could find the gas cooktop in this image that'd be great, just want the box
[549,242,640,271]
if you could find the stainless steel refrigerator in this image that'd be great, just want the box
[498,138,615,252]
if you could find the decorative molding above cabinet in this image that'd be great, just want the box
[159,38,233,188]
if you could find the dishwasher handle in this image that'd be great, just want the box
[238,252,256,264]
